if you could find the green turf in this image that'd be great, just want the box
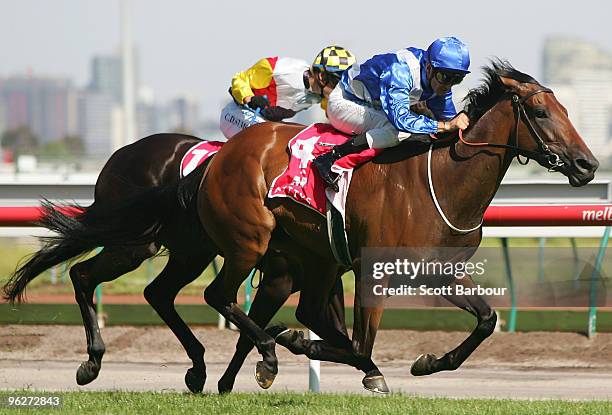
[0,391,609,415]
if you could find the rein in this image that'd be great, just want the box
[427,87,562,234]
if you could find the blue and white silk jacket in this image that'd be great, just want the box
[340,48,457,134]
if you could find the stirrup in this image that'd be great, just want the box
[325,172,340,192]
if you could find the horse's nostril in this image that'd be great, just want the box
[575,157,598,172]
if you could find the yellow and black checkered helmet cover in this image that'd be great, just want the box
[312,46,356,73]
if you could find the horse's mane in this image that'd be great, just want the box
[463,59,541,122]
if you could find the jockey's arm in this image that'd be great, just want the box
[428,93,470,131]
[426,92,457,121]
[230,58,275,105]
[379,64,439,134]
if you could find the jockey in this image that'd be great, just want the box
[220,46,356,139]
[312,37,471,191]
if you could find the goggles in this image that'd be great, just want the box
[434,70,465,85]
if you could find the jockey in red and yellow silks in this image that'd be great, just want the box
[220,46,356,139]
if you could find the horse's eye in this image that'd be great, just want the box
[534,108,548,118]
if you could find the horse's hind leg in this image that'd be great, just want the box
[218,253,295,394]
[143,251,213,393]
[410,276,497,376]
[70,243,159,385]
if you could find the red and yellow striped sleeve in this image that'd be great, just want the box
[230,58,275,104]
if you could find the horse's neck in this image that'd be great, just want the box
[432,106,514,226]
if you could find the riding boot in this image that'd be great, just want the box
[312,135,369,192]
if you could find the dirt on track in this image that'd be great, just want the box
[1,325,611,369]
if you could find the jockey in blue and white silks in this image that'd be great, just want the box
[313,36,472,191]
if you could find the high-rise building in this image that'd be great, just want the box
[89,56,123,103]
[77,91,122,158]
[88,51,140,105]
[84,50,142,149]
[0,75,78,143]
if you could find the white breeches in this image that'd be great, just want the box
[326,85,413,149]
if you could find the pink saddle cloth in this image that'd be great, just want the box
[268,123,382,215]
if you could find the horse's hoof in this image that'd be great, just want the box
[410,353,437,376]
[217,376,234,394]
[185,367,206,393]
[362,375,389,394]
[254,361,276,389]
[76,361,100,385]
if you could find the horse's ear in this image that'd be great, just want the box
[498,75,521,92]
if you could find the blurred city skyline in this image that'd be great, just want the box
[2,1,611,111]
[0,1,611,167]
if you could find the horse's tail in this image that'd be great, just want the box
[2,165,204,304]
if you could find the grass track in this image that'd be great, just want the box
[0,391,610,415]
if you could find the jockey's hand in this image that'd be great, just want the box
[262,106,296,122]
[246,95,270,111]
[448,112,470,131]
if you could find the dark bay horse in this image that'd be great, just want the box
[196,61,598,392]
[2,132,347,393]
[2,133,216,390]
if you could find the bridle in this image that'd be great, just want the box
[428,86,565,234]
[456,87,565,172]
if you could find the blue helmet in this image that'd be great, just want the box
[427,37,470,74]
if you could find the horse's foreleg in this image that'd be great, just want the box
[218,255,295,394]
[351,266,388,393]
[143,252,212,393]
[70,244,158,386]
[410,276,496,376]
[204,261,280,390]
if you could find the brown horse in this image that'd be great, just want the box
[2,132,347,394]
[197,60,598,392]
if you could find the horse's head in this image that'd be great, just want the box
[496,68,598,186]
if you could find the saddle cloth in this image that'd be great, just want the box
[179,140,225,178]
[268,123,381,266]
[268,123,381,215]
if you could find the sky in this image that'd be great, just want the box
[1,0,611,119]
